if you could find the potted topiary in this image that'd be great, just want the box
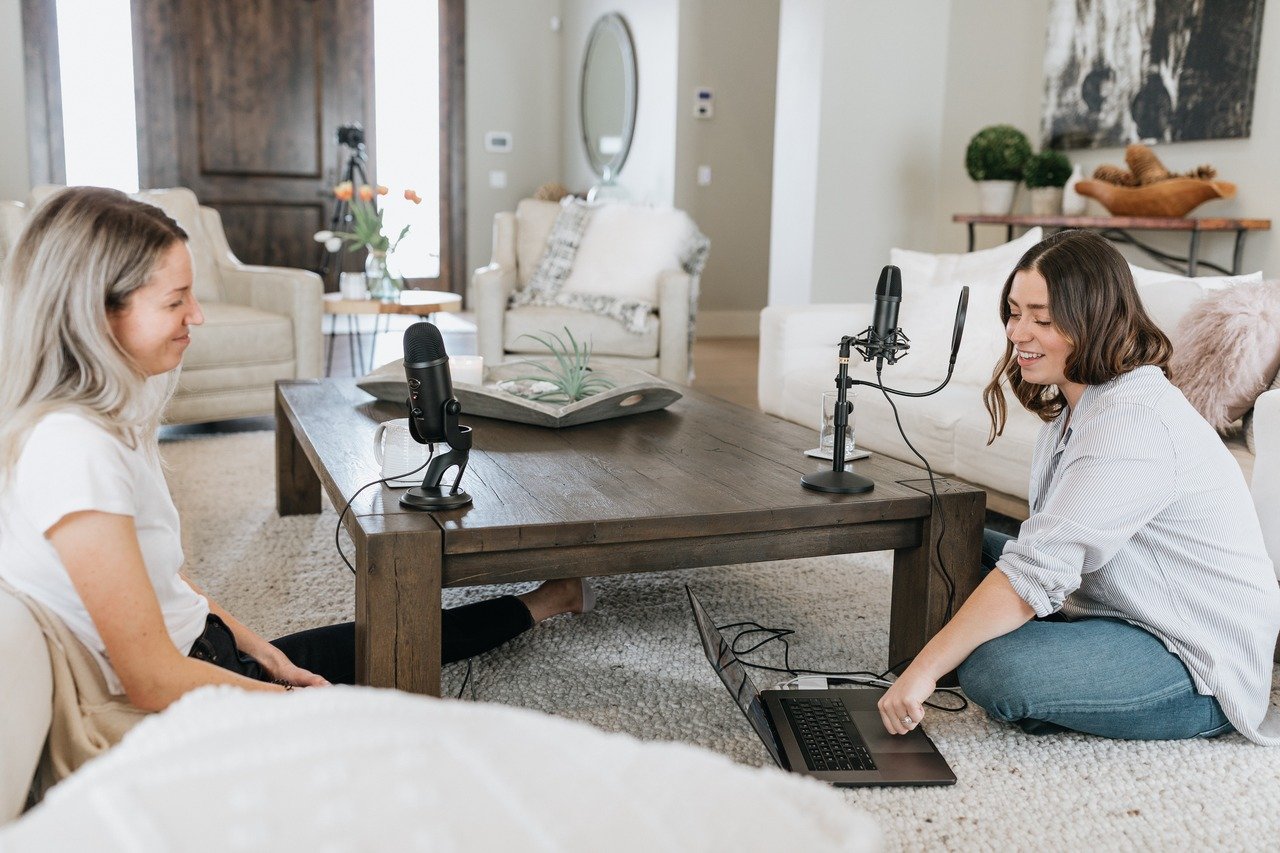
[1024,150,1073,216]
[965,125,1032,215]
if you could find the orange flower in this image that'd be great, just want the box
[404,189,422,205]
[376,184,389,196]
[358,184,375,202]
[333,181,354,201]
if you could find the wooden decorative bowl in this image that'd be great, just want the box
[1074,178,1236,218]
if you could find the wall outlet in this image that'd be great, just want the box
[697,165,712,186]
[488,170,507,189]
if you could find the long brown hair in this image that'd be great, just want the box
[982,230,1171,442]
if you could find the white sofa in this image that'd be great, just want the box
[473,199,699,384]
[760,235,1263,519]
[1,187,323,425]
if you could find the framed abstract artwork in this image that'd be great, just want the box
[1042,0,1267,149]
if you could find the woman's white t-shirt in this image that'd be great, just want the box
[0,411,209,694]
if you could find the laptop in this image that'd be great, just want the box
[687,586,956,787]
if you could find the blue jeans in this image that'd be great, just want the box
[956,529,1233,740]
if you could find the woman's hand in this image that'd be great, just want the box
[877,667,936,735]
[256,648,330,689]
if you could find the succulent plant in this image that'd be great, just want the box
[1023,150,1073,188]
[965,125,1033,182]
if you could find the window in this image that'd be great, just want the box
[55,0,139,191]
[373,0,440,279]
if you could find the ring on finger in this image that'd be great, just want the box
[900,715,913,726]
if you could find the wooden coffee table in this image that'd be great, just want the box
[275,379,984,696]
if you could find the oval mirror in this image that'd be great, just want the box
[580,13,637,180]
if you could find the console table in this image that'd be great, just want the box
[953,213,1271,276]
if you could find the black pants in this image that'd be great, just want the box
[188,596,534,685]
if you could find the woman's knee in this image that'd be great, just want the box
[957,637,1031,723]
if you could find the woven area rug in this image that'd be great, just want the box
[163,430,1280,851]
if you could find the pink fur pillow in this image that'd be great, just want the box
[1169,281,1280,431]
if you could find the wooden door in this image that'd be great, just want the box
[132,0,374,274]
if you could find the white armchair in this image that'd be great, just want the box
[18,186,324,424]
[474,199,697,384]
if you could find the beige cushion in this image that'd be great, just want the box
[503,306,659,359]
[0,201,26,263]
[514,200,561,286]
[560,204,698,305]
[182,302,295,371]
[0,587,52,822]
[889,228,1043,386]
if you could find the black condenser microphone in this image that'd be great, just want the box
[403,323,453,443]
[399,323,473,511]
[870,265,902,366]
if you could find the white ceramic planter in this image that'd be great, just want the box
[977,180,1017,215]
[1062,163,1087,215]
[1029,187,1063,216]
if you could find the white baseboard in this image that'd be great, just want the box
[697,310,760,338]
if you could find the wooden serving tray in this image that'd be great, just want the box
[356,359,683,428]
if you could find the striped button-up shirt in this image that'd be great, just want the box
[998,365,1280,744]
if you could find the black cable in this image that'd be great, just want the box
[874,363,957,622]
[457,659,473,699]
[334,450,434,574]
[717,621,967,712]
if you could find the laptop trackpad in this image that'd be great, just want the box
[853,712,938,753]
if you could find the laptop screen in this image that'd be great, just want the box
[686,587,784,767]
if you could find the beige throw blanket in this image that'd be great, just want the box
[0,580,150,802]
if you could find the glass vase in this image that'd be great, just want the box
[364,248,401,301]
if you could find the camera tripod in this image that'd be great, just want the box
[316,137,370,285]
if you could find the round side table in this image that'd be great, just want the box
[324,290,463,376]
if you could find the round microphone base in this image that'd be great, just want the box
[800,469,875,495]
[400,487,473,511]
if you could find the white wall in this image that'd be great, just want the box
[560,0,680,205]
[769,0,953,305]
[465,0,563,282]
[0,0,31,200]
[675,0,779,332]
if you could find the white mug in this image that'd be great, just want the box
[372,418,431,488]
[339,271,368,300]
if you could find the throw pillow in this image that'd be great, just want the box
[1128,262,1263,290]
[1169,280,1280,431]
[888,228,1044,386]
[560,203,700,305]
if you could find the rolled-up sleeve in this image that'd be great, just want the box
[998,402,1178,617]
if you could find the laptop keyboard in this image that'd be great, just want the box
[781,697,877,773]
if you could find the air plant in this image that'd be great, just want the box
[510,328,616,403]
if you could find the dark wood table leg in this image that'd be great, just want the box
[967,222,975,252]
[888,478,985,684]
[275,387,322,516]
[356,527,443,696]
[1187,230,1201,276]
[1232,229,1246,276]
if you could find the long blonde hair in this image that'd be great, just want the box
[0,187,189,481]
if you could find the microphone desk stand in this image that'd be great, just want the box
[402,398,473,510]
[801,336,874,495]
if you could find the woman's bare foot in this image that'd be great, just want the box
[519,578,592,623]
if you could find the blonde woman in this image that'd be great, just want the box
[0,187,589,713]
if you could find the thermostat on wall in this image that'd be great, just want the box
[694,87,714,119]
[484,131,513,153]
